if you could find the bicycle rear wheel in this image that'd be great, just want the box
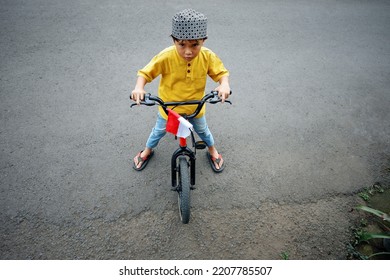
[178,156,191,224]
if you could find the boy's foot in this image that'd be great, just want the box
[133,150,154,171]
[207,152,224,173]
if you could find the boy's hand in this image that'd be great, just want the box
[131,76,147,105]
[216,87,230,103]
[215,76,230,103]
[131,89,146,105]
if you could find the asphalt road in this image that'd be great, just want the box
[1,0,389,260]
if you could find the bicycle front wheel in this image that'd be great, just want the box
[178,156,191,224]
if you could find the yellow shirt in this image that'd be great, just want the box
[137,46,229,119]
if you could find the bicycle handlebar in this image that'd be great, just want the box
[130,90,232,119]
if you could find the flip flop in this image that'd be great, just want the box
[207,152,225,173]
[133,150,154,171]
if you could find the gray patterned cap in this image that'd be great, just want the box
[172,9,207,40]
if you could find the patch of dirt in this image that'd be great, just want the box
[1,195,362,260]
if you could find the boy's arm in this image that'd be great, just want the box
[215,75,231,103]
[131,76,147,105]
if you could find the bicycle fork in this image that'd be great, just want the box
[171,137,196,189]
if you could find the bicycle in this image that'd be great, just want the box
[130,90,232,224]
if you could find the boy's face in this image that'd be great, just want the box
[174,39,204,62]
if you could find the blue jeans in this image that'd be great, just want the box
[146,112,215,149]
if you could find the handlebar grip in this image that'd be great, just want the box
[209,90,233,104]
[211,90,233,95]
[130,93,161,108]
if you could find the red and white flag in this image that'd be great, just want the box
[166,108,193,138]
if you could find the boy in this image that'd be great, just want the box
[131,9,230,172]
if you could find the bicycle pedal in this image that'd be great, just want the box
[195,141,207,150]
[190,186,196,190]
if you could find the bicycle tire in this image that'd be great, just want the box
[178,156,191,224]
